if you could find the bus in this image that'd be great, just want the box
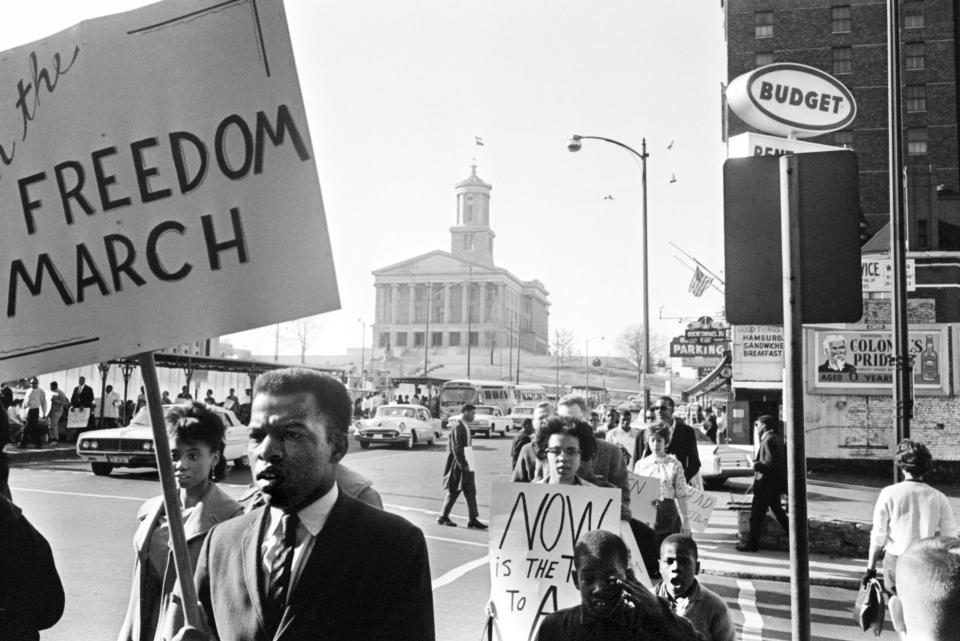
[515,384,548,405]
[438,379,518,423]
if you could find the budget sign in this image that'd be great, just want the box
[0,0,338,379]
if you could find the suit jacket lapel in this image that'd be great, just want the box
[242,508,270,634]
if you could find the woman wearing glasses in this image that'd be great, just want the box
[634,423,692,549]
[533,417,597,485]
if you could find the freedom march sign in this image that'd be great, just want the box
[0,0,338,380]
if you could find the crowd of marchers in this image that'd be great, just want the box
[1,369,957,641]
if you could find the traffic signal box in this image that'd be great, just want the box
[723,150,862,325]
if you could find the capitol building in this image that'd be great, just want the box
[371,165,550,371]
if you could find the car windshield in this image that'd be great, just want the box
[475,406,496,415]
[513,407,533,415]
[379,407,417,418]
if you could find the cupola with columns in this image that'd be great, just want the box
[450,164,495,267]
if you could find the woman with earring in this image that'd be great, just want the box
[118,402,243,641]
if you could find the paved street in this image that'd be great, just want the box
[10,434,896,641]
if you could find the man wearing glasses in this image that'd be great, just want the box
[633,397,702,488]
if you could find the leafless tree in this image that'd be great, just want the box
[617,324,668,382]
[283,316,321,364]
[551,329,576,365]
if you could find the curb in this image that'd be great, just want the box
[4,447,79,466]
[701,567,860,590]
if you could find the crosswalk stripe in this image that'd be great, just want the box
[736,579,764,641]
[432,554,489,590]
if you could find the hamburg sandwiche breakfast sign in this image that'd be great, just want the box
[0,0,339,380]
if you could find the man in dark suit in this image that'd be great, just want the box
[634,396,702,483]
[174,368,434,641]
[736,415,789,552]
[70,376,94,409]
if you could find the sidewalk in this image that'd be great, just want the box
[3,441,79,464]
[700,473,960,589]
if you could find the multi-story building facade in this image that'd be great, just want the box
[371,165,550,366]
[722,0,960,466]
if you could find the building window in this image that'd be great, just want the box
[903,2,924,29]
[834,130,854,147]
[463,234,474,251]
[378,332,388,348]
[413,332,424,347]
[755,52,774,67]
[469,331,479,347]
[906,85,926,113]
[832,47,852,75]
[448,332,461,347]
[917,220,928,248]
[754,11,773,38]
[904,43,924,70]
[464,195,474,223]
[907,128,928,155]
[395,332,407,347]
[431,332,443,347]
[832,5,851,33]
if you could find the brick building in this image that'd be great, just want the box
[721,0,960,466]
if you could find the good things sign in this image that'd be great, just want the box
[726,63,856,138]
[0,0,339,379]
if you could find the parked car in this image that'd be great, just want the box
[504,405,537,430]
[697,429,754,489]
[76,404,249,476]
[448,405,507,438]
[354,404,442,449]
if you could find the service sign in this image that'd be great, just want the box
[727,131,841,159]
[0,0,339,380]
[861,257,916,293]
[726,63,857,138]
[806,326,950,395]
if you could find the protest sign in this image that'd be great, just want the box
[683,484,717,533]
[0,0,338,380]
[487,482,620,641]
[66,407,90,429]
[625,471,659,527]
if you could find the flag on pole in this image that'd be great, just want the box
[688,266,713,297]
[475,136,485,146]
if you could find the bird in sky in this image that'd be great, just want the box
[602,194,615,200]
[666,140,675,150]
[669,173,678,183]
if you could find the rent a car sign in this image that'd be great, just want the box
[0,0,339,380]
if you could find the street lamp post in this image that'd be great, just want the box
[568,134,651,411]
[466,265,473,378]
[358,318,366,388]
[584,335,605,391]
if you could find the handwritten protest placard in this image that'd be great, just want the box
[487,482,620,641]
[0,0,338,379]
[626,471,716,533]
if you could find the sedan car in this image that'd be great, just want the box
[504,405,537,430]
[697,429,754,489]
[354,404,442,449]
[448,405,507,438]
[76,404,250,476]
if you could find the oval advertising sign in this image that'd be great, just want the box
[726,63,856,138]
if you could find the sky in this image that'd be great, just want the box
[1,0,729,360]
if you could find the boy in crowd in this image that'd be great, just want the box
[655,534,734,641]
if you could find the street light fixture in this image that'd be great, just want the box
[584,335,605,391]
[568,134,651,411]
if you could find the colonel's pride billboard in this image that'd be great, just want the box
[0,0,338,379]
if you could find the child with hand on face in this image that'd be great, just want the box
[535,530,701,641]
[654,534,735,641]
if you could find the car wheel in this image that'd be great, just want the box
[359,441,370,449]
[405,433,416,450]
[91,462,113,476]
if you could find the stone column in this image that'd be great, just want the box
[390,284,399,324]
[443,283,451,324]
[462,282,470,325]
[479,282,487,323]
[408,284,417,326]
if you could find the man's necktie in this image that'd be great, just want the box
[265,512,300,629]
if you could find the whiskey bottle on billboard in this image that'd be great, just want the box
[920,335,939,384]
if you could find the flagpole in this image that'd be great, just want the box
[668,241,726,285]
[674,256,724,295]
